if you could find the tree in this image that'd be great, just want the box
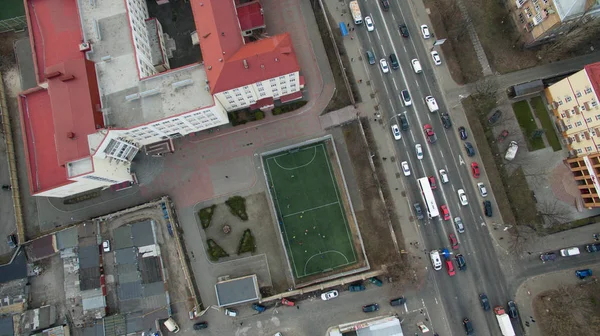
[538,199,570,227]
[537,12,600,60]
[439,0,469,40]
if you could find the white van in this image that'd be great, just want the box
[164,317,180,333]
[560,247,580,257]
[430,250,442,270]
[411,59,422,73]
[425,96,439,112]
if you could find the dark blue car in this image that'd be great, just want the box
[575,269,592,279]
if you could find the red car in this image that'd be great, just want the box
[440,205,450,221]
[445,260,456,276]
[428,176,437,190]
[449,233,459,250]
[471,162,480,178]
[497,130,509,142]
[423,124,437,144]
[281,298,295,306]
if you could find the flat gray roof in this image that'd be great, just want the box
[215,275,260,307]
[77,0,214,129]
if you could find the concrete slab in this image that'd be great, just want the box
[209,156,255,196]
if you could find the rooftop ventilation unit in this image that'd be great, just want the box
[205,85,210,92]
[171,79,194,89]
[79,42,91,52]
[243,59,249,69]
[140,88,161,97]
[101,55,112,62]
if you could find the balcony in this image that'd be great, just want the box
[516,0,528,9]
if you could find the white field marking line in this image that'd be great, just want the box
[373,1,457,239]
[303,250,350,275]
[283,201,339,218]
[322,143,358,263]
[301,260,354,278]
[269,146,317,170]
[266,158,300,276]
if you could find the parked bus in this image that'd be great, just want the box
[417,177,439,218]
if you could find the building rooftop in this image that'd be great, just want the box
[0,250,28,284]
[554,0,589,20]
[585,62,600,96]
[236,1,265,31]
[191,0,300,94]
[215,275,260,306]
[77,0,214,128]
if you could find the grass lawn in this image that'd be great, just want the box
[0,0,25,20]
[530,96,562,152]
[512,100,546,150]
[264,143,357,279]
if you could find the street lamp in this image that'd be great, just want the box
[386,113,404,126]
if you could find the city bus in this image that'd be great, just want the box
[417,177,439,218]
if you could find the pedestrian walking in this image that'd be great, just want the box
[347,23,350,28]
[351,58,354,62]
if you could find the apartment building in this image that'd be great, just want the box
[18,0,303,198]
[546,62,600,207]
[510,0,600,47]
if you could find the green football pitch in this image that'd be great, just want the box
[264,143,357,278]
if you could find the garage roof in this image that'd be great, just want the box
[214,275,260,307]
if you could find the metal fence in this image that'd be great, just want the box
[0,16,27,33]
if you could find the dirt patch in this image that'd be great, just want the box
[312,1,360,112]
[424,0,482,84]
[533,281,600,335]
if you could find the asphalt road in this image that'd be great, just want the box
[352,1,513,335]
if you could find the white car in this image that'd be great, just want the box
[102,240,111,252]
[477,182,488,197]
[415,144,423,160]
[380,59,390,73]
[391,124,401,140]
[411,59,422,73]
[431,51,442,65]
[439,169,449,183]
[321,290,339,301]
[365,16,375,32]
[458,189,468,206]
[225,308,238,317]
[401,89,412,106]
[420,25,431,39]
[425,96,439,112]
[401,161,411,176]
[430,250,442,270]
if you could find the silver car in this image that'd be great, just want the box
[454,217,465,233]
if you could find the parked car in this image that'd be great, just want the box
[483,200,493,217]
[399,24,409,37]
[431,51,442,65]
[445,260,455,276]
[391,124,401,140]
[575,269,593,279]
[390,297,406,306]
[369,277,383,286]
[440,204,450,221]
[464,142,475,157]
[463,318,474,335]
[420,25,431,38]
[507,301,518,319]
[448,233,459,250]
[321,290,339,301]
[362,303,379,313]
[252,303,267,313]
[479,293,490,311]
[281,298,295,306]
[349,283,366,291]
[488,110,502,124]
[560,247,580,256]
[458,126,468,140]
[102,240,111,253]
[7,234,17,249]
[471,162,480,178]
[497,129,509,142]
[193,322,208,330]
[454,217,465,233]
[455,254,466,270]
[224,308,238,317]
[414,203,424,220]
[458,189,468,206]
[540,252,557,262]
[586,242,600,252]
[428,176,437,190]
[401,161,411,176]
[477,182,488,197]
[439,169,449,183]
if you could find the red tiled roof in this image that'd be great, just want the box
[20,0,102,194]
[585,62,600,98]
[280,90,303,103]
[236,1,265,31]
[191,0,300,94]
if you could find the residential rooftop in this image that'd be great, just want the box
[78,0,214,128]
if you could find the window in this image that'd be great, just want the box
[561,113,566,118]
[568,124,573,129]
[587,117,592,122]
[565,96,572,102]
[575,121,583,127]
[592,101,598,107]
[577,149,582,153]
[587,146,593,152]
[576,91,582,98]
[559,101,563,105]
[585,87,593,94]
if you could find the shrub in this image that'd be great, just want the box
[198,205,216,229]
[272,100,307,116]
[206,239,229,261]
[237,229,256,254]
[225,196,248,220]
[254,110,265,120]
[272,107,283,115]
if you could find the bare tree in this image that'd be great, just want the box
[439,0,469,40]
[508,224,536,255]
[537,13,600,60]
[538,199,571,227]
